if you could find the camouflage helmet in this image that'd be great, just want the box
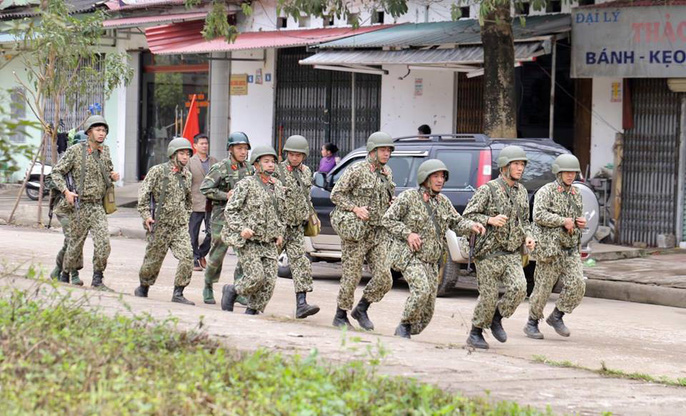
[497,145,528,168]
[84,115,109,134]
[366,131,395,153]
[282,135,309,157]
[73,130,88,144]
[552,153,581,174]
[249,145,278,165]
[227,131,251,151]
[416,159,449,186]
[167,137,193,158]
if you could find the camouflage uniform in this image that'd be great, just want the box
[276,161,314,293]
[51,142,113,274]
[137,161,193,287]
[463,176,532,329]
[383,188,476,334]
[200,159,253,286]
[330,157,395,310]
[529,179,586,320]
[222,175,286,312]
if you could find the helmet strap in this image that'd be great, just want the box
[366,152,384,169]
[420,184,439,198]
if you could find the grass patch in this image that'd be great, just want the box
[532,355,686,388]
[0,275,553,415]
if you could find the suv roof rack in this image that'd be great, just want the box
[393,133,489,143]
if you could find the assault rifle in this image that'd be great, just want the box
[65,173,79,213]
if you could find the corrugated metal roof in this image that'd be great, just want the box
[105,0,186,11]
[145,21,393,55]
[576,0,686,8]
[317,14,571,49]
[103,11,206,28]
[300,42,546,66]
[0,0,104,19]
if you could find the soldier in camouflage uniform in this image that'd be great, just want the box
[200,132,253,305]
[383,159,485,338]
[462,145,536,349]
[220,146,286,314]
[524,154,587,339]
[134,138,195,305]
[275,135,320,319]
[51,115,119,291]
[330,131,396,331]
[49,131,88,285]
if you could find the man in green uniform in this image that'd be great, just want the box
[524,153,587,339]
[330,131,395,331]
[134,137,195,305]
[275,135,320,319]
[383,159,485,338]
[220,146,285,314]
[200,132,253,304]
[51,115,119,291]
[462,145,536,349]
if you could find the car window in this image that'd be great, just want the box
[435,149,478,190]
[332,156,363,183]
[332,155,425,188]
[520,150,560,190]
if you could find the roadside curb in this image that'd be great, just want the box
[585,279,686,309]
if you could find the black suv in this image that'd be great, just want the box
[279,134,599,296]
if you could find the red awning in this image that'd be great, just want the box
[145,21,394,55]
[103,12,207,29]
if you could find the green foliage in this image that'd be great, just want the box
[153,72,184,109]
[0,279,550,415]
[202,0,238,42]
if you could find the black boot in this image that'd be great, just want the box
[332,307,354,329]
[134,285,149,298]
[394,323,411,339]
[351,298,374,331]
[59,271,70,284]
[466,325,489,349]
[171,286,195,305]
[490,309,508,343]
[523,317,544,339]
[295,292,320,319]
[220,284,237,312]
[546,307,570,337]
[91,271,113,292]
[245,308,259,315]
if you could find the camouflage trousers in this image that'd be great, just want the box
[63,202,110,273]
[139,222,193,287]
[54,213,83,273]
[235,241,278,312]
[472,253,527,329]
[337,227,393,311]
[529,253,586,320]
[400,258,439,335]
[204,216,244,286]
[283,224,313,293]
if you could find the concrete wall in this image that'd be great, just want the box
[589,77,624,177]
[380,66,455,137]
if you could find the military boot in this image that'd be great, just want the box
[466,325,489,350]
[50,266,61,280]
[332,307,354,330]
[91,271,113,292]
[394,323,411,339]
[546,307,571,337]
[245,308,259,315]
[134,285,149,298]
[171,286,195,306]
[203,283,216,304]
[59,271,70,284]
[70,271,83,286]
[523,317,544,339]
[295,292,320,319]
[490,309,508,343]
[351,297,374,331]
[220,284,238,312]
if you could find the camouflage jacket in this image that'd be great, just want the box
[330,158,395,227]
[463,176,533,258]
[222,174,286,247]
[275,161,314,226]
[532,179,583,259]
[383,188,476,266]
[200,158,253,205]
[137,161,192,227]
[52,142,113,203]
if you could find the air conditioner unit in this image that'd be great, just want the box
[667,78,686,92]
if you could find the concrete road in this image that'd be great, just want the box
[1,226,685,415]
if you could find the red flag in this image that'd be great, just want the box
[182,94,200,149]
